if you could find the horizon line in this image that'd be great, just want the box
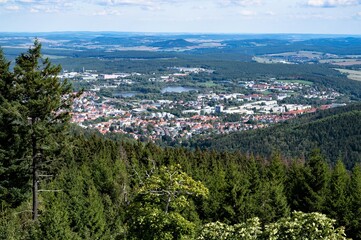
[0,31,361,36]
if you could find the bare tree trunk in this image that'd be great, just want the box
[165,195,171,213]
[32,157,38,220]
[32,128,38,221]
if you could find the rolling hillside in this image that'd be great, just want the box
[194,104,361,169]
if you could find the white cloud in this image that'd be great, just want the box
[92,9,123,15]
[28,5,59,13]
[97,0,179,7]
[94,0,173,12]
[0,0,8,3]
[265,10,275,16]
[220,0,262,7]
[192,5,208,10]
[6,0,77,13]
[99,0,151,6]
[18,0,35,3]
[239,9,257,16]
[306,0,361,7]
[13,0,75,6]
[5,5,20,10]
[94,0,188,11]
[288,12,349,20]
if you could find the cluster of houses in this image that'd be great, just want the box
[70,90,341,142]
[67,68,345,142]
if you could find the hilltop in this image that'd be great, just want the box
[149,39,198,49]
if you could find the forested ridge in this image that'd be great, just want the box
[1,42,361,239]
[193,103,361,170]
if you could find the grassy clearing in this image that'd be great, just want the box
[261,90,272,95]
[200,81,218,87]
[320,59,361,66]
[320,59,349,63]
[277,80,314,85]
[43,54,67,59]
[335,68,361,81]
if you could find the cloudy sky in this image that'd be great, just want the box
[0,0,360,34]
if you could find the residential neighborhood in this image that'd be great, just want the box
[65,67,345,143]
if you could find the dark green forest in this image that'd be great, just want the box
[1,42,361,239]
[192,103,361,170]
[1,129,359,239]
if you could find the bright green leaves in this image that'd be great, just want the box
[198,218,262,240]
[128,207,196,240]
[199,212,346,240]
[128,164,209,240]
[137,164,208,213]
[264,211,347,240]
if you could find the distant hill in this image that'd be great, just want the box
[90,36,149,47]
[192,104,361,169]
[221,37,361,55]
[149,39,197,48]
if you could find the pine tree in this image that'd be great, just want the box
[5,40,73,220]
[325,159,350,227]
[0,49,30,207]
[262,153,290,223]
[286,159,307,211]
[304,149,330,212]
[268,152,286,183]
[38,181,80,240]
[243,156,263,222]
[287,150,330,213]
[222,160,249,223]
[346,164,361,239]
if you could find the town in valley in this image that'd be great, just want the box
[67,67,345,144]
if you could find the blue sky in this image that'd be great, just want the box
[0,0,361,34]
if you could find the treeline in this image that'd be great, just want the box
[222,37,361,55]
[1,132,360,239]
[50,53,252,74]
[192,103,361,169]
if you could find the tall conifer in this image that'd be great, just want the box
[0,49,31,207]
[304,149,330,212]
[325,159,350,227]
[346,164,361,239]
[6,40,73,220]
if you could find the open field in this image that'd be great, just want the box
[320,59,361,66]
[336,68,361,81]
[43,54,67,59]
[267,51,326,58]
[334,61,361,66]
[252,57,285,64]
[199,81,218,87]
[277,79,314,85]
[320,59,351,63]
